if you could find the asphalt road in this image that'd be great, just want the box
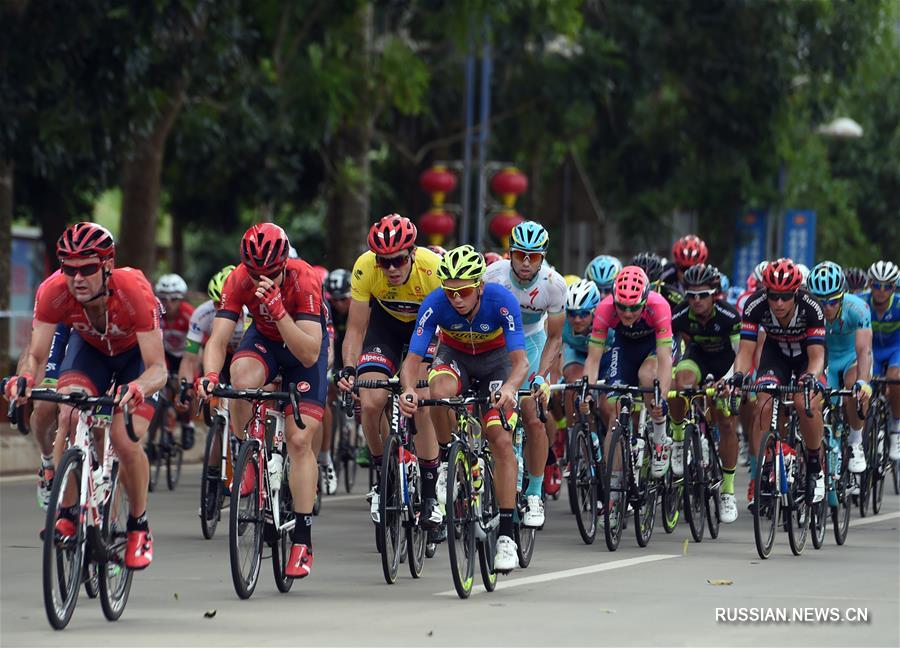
[2,465,898,647]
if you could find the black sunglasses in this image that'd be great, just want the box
[61,263,102,278]
[767,291,796,302]
[375,253,411,269]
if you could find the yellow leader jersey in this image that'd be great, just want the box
[350,247,442,322]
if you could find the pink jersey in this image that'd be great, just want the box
[589,291,673,348]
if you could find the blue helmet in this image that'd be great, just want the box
[719,272,731,293]
[566,279,601,312]
[585,255,622,288]
[808,261,845,297]
[510,221,549,253]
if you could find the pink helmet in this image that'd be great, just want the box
[613,265,650,306]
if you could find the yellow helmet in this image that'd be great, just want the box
[208,265,236,303]
[437,245,486,281]
[563,274,580,287]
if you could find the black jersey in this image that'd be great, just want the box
[740,289,825,358]
[672,300,740,355]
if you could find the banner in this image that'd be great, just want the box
[782,210,816,268]
[732,210,768,285]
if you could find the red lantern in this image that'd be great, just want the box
[419,166,457,206]
[419,208,455,246]
[489,210,524,249]
[490,167,528,208]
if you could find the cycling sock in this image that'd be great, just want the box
[499,509,514,537]
[525,474,544,498]
[652,419,668,444]
[722,467,736,495]
[127,511,149,532]
[806,447,821,475]
[749,455,758,480]
[848,427,863,446]
[419,457,440,499]
[372,454,382,486]
[292,513,313,546]
[670,420,685,443]
[439,443,450,462]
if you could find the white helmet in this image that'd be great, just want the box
[566,279,601,312]
[155,273,188,298]
[752,260,768,283]
[868,260,900,285]
[288,245,299,259]
[796,263,810,288]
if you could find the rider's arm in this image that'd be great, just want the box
[17,321,57,386]
[656,343,673,396]
[203,316,237,376]
[854,327,873,383]
[399,350,424,394]
[341,299,371,371]
[275,317,323,368]
[133,329,168,397]
[178,349,200,386]
[537,311,565,378]
[804,343,825,379]
[733,339,757,376]
[506,348,529,390]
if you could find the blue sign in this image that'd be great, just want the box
[782,210,816,268]
[733,210,768,285]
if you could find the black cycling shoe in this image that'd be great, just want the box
[181,426,195,451]
[427,524,447,545]
[420,497,444,530]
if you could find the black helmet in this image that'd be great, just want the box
[326,268,351,299]
[683,263,720,289]
[630,252,664,282]
[843,266,867,293]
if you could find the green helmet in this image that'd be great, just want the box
[437,245,486,282]
[208,265,236,303]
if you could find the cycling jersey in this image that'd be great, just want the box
[656,282,685,311]
[589,291,673,349]
[160,300,194,358]
[562,319,591,355]
[861,291,900,351]
[482,260,566,337]
[823,293,871,359]
[350,247,442,323]
[218,259,324,342]
[33,268,161,356]
[185,300,246,355]
[409,283,525,357]
[672,300,740,355]
[740,289,825,358]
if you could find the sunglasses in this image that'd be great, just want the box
[614,301,645,313]
[61,263,102,278]
[685,289,716,300]
[567,309,594,319]
[375,253,411,269]
[510,250,544,265]
[442,281,481,300]
[871,282,895,291]
[819,293,844,306]
[767,291,796,302]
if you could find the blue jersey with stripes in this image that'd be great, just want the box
[824,293,871,358]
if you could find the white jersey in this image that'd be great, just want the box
[483,260,566,337]
[187,300,247,354]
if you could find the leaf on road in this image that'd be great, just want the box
[707,579,734,586]
[204,609,217,618]
[597,609,615,614]
[683,539,689,555]
[173,592,179,600]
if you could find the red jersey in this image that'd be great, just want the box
[161,300,195,358]
[218,259,324,342]
[33,268,161,356]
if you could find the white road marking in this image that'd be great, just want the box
[849,510,900,527]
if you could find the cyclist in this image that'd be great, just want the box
[732,258,826,505]
[6,222,166,569]
[320,268,352,494]
[585,255,621,298]
[484,251,503,266]
[482,221,567,527]
[632,252,684,311]
[428,245,448,257]
[582,266,674,479]
[844,266,868,295]
[807,261,872,473]
[668,264,742,522]
[662,234,709,290]
[198,222,328,579]
[155,273,196,449]
[861,260,900,460]
[335,215,443,530]
[397,245,528,572]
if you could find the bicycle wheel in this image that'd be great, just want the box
[200,417,225,539]
[42,448,85,630]
[810,497,827,550]
[166,431,183,491]
[477,458,498,592]
[681,424,705,543]
[342,420,358,493]
[893,460,900,496]
[786,442,809,556]
[379,435,402,584]
[445,442,475,598]
[99,462,134,621]
[603,423,628,552]
[271,462,295,594]
[146,403,165,493]
[571,426,597,545]
[514,494,536,568]
[858,415,875,518]
[660,469,681,534]
[313,466,322,516]
[634,424,657,548]
[83,563,99,599]
[229,440,264,599]
[871,415,888,514]
[704,432,722,540]
[405,460,426,579]
[832,443,851,546]
[566,426,579,515]
[752,430,779,559]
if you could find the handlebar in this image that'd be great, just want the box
[353,378,430,393]
[211,384,306,430]
[19,388,137,442]
[739,382,817,417]
[178,378,191,405]
[517,388,546,423]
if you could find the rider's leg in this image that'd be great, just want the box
[522,398,547,498]
[228,356,268,440]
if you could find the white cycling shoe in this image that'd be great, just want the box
[670,441,684,477]
[494,535,518,572]
[523,495,545,528]
[890,433,900,461]
[323,463,338,495]
[848,442,867,474]
[719,493,738,524]
[651,438,672,478]
[436,462,448,505]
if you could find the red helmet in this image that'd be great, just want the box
[483,252,503,266]
[56,222,115,260]
[613,265,650,306]
[672,234,708,268]
[367,214,417,254]
[762,258,802,292]
[241,223,290,274]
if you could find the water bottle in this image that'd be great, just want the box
[268,452,284,492]
[92,466,109,508]
[701,436,710,468]
[591,431,602,463]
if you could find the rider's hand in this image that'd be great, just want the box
[3,373,33,405]
[256,277,287,321]
[493,384,518,413]
[798,372,817,391]
[727,372,744,395]
[530,375,551,407]
[399,389,418,417]
[855,380,872,405]
[196,371,219,400]
[175,386,193,412]
[336,366,356,393]
[116,381,145,408]
[650,399,665,420]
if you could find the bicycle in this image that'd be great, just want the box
[332,385,362,493]
[144,376,188,492]
[8,381,138,629]
[510,387,549,568]
[866,377,900,513]
[354,378,429,583]
[742,380,815,559]
[419,386,501,599]
[199,391,234,540]
[211,383,306,599]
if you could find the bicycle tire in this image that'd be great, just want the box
[786,444,809,556]
[42,448,85,630]
[571,426,598,545]
[566,426,579,515]
[313,466,322,516]
[229,440,264,599]
[634,423,657,548]
[603,423,628,552]
[405,458,426,579]
[810,497,827,550]
[99,462,134,620]
[660,469,681,534]
[200,417,225,539]
[271,462,295,594]
[477,458,498,592]
[379,435,402,584]
[752,430,779,559]
[832,443,851,546]
[342,419,359,493]
[858,412,876,517]
[514,497,536,568]
[704,431,722,540]
[445,441,475,598]
[682,424,705,543]
[145,401,166,493]
[893,460,900,496]
[871,406,889,514]
[83,563,99,599]
[166,434,183,491]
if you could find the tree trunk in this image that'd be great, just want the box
[171,211,185,275]
[0,160,12,371]
[326,4,373,270]
[118,88,186,275]
[31,178,68,271]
